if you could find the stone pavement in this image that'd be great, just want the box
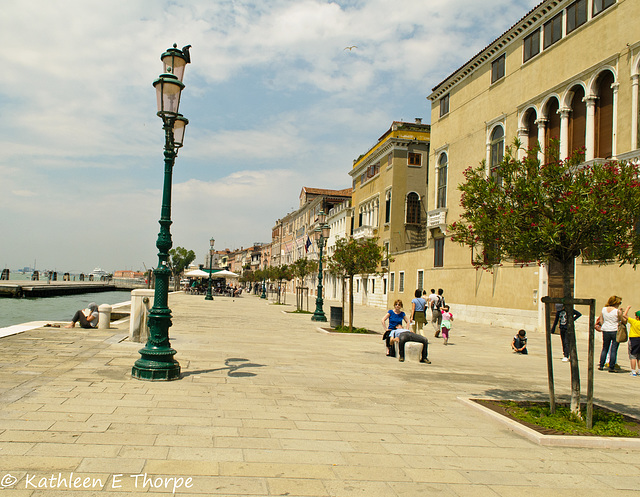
[0,292,638,496]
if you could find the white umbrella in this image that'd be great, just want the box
[183,269,209,278]
[212,270,239,278]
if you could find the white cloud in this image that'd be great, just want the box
[0,0,540,271]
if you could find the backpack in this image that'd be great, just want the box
[434,295,444,311]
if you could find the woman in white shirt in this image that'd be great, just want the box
[596,295,628,372]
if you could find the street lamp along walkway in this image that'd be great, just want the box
[132,44,191,382]
[311,211,330,322]
[205,237,215,301]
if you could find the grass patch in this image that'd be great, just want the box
[479,400,640,438]
[329,325,376,334]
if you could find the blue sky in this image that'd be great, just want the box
[0,0,539,273]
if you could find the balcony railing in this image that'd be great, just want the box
[427,208,447,230]
[352,225,375,240]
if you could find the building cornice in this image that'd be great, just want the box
[429,0,571,101]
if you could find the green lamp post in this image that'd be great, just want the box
[132,44,191,381]
[311,210,330,322]
[260,254,268,299]
[205,237,215,300]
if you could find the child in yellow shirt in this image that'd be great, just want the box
[625,310,640,376]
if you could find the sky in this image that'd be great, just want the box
[0,0,540,274]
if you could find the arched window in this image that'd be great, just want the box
[595,70,615,159]
[405,192,420,224]
[524,108,538,156]
[489,125,504,182]
[568,85,586,157]
[437,153,447,208]
[545,97,561,162]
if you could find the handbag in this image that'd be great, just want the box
[616,321,628,343]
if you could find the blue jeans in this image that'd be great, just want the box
[599,331,619,371]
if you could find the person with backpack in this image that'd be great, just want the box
[431,288,445,337]
[551,303,582,362]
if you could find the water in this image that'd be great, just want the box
[0,286,132,329]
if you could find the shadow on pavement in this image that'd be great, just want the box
[181,357,266,378]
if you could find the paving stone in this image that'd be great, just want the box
[0,292,639,495]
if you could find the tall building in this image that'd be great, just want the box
[349,120,431,308]
[419,0,640,330]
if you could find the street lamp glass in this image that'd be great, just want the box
[172,115,188,148]
[210,238,215,248]
[161,45,188,83]
[322,225,331,239]
[317,210,326,225]
[154,74,184,116]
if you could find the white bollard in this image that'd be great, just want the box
[98,304,112,329]
[130,289,154,342]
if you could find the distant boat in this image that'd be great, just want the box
[90,267,109,277]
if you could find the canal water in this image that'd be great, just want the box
[0,282,132,329]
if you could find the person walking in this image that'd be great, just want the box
[431,288,445,337]
[410,289,428,336]
[440,305,453,345]
[596,295,628,373]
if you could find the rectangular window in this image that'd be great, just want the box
[371,279,375,294]
[439,94,449,117]
[383,278,387,295]
[408,152,422,166]
[566,0,587,33]
[491,54,505,83]
[385,192,391,224]
[356,279,360,293]
[390,272,395,292]
[523,29,540,62]
[399,272,405,293]
[434,238,444,268]
[543,13,562,49]
[592,0,615,17]
[417,270,424,291]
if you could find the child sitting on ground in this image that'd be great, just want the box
[440,305,453,345]
[512,329,528,354]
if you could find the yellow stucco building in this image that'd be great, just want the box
[349,120,431,308]
[390,0,640,331]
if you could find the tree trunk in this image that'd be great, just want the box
[341,277,346,328]
[562,257,581,415]
[348,276,354,331]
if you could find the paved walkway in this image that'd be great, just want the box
[0,293,638,496]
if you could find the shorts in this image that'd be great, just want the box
[628,337,640,359]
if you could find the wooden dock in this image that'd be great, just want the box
[0,281,117,298]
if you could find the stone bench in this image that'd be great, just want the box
[394,341,425,363]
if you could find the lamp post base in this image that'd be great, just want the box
[311,311,327,322]
[132,346,181,381]
[204,293,213,301]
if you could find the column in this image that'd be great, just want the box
[559,107,571,160]
[584,95,597,161]
[632,75,639,151]
[517,127,528,161]
[611,82,619,158]
[536,118,547,163]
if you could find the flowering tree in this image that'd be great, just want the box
[450,142,640,414]
[327,237,384,330]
